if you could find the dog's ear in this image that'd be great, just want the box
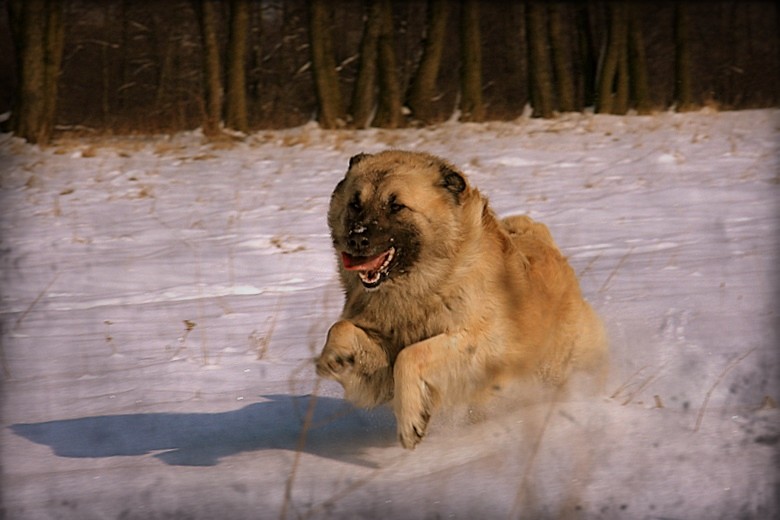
[332,178,346,196]
[349,153,371,169]
[440,166,467,199]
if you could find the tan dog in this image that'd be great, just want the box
[316,151,607,449]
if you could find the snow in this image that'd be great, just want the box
[1,109,778,519]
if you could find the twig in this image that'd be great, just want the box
[258,296,284,360]
[619,362,668,406]
[598,247,633,293]
[14,272,60,330]
[577,252,602,279]
[0,323,9,379]
[4,272,61,379]
[509,385,566,518]
[184,240,210,366]
[280,378,321,520]
[609,364,650,399]
[307,452,409,517]
[694,346,757,432]
[193,248,210,366]
[608,361,667,406]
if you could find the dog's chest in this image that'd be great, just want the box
[366,296,452,347]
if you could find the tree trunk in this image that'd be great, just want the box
[155,33,175,113]
[614,22,629,115]
[100,33,111,125]
[373,0,402,128]
[459,0,484,122]
[674,1,694,111]
[717,2,736,107]
[308,0,344,128]
[627,5,650,114]
[11,0,64,144]
[12,0,45,142]
[350,0,382,129]
[506,3,528,112]
[576,2,597,108]
[226,0,249,132]
[595,2,628,114]
[547,2,576,112]
[8,0,23,44]
[118,0,131,115]
[41,0,64,139]
[526,1,554,118]
[198,0,223,135]
[406,0,449,124]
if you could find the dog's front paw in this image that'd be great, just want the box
[315,348,355,379]
[317,320,394,408]
[394,378,434,450]
[397,407,431,450]
[316,321,363,380]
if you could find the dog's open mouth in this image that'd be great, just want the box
[341,247,396,288]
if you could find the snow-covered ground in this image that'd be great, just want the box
[1,109,778,519]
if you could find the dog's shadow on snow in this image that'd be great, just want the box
[9,394,398,468]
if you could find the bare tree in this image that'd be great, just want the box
[41,0,63,137]
[226,0,249,132]
[627,4,650,114]
[526,1,554,118]
[197,0,223,135]
[459,0,484,121]
[595,2,628,114]
[406,0,450,123]
[308,0,345,128]
[373,0,402,128]
[548,2,576,112]
[576,3,597,107]
[10,0,64,144]
[9,1,778,133]
[674,1,693,111]
[350,0,382,129]
[613,8,629,115]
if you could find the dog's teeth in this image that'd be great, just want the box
[382,247,395,269]
[359,271,380,284]
[357,247,395,288]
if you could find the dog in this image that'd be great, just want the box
[315,150,607,449]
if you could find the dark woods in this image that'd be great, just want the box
[3,0,778,144]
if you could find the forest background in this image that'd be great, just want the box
[2,0,779,144]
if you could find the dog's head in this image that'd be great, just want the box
[328,151,473,291]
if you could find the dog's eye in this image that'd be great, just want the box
[388,196,405,213]
[349,195,362,212]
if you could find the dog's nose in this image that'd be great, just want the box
[347,234,370,249]
[348,224,370,250]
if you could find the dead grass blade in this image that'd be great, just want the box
[13,272,60,330]
[598,247,633,294]
[694,346,757,432]
[4,272,60,379]
[609,361,668,406]
[509,385,566,518]
[280,378,321,520]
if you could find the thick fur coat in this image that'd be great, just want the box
[316,150,607,449]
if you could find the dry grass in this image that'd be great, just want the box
[280,378,321,520]
[598,247,633,294]
[2,271,61,379]
[509,386,565,518]
[694,346,757,432]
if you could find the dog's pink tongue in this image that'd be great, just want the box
[341,251,386,271]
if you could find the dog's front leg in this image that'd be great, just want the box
[393,332,479,449]
[316,320,393,408]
